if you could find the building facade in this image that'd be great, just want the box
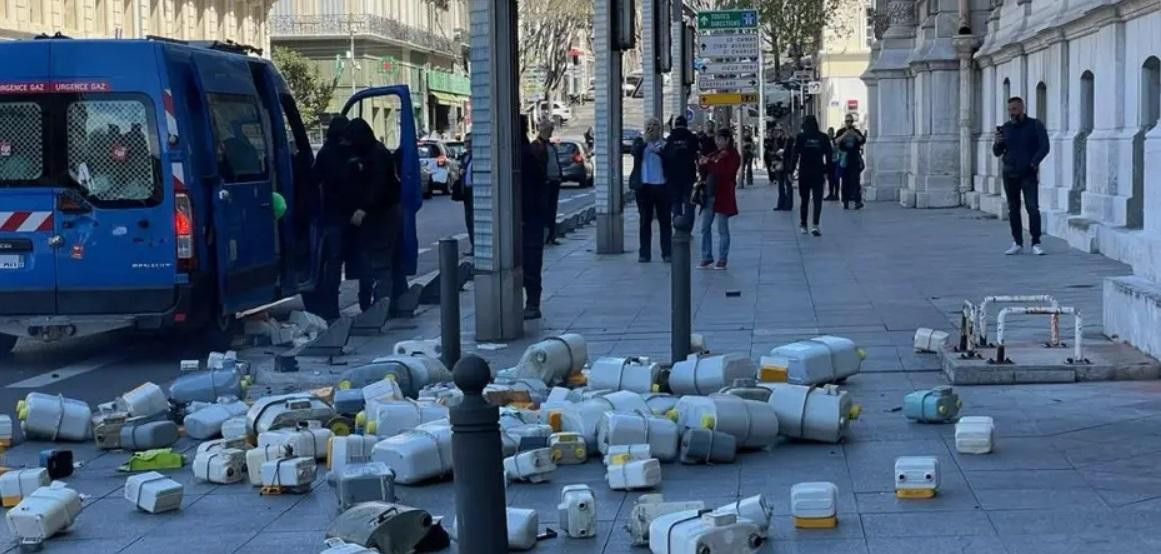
[0,0,276,51]
[863,0,1161,359]
[816,0,875,132]
[270,0,470,144]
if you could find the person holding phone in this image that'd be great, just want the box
[992,96,1050,255]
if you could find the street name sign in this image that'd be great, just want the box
[696,10,759,30]
[698,34,760,59]
[697,76,758,91]
[699,92,759,106]
[700,61,759,77]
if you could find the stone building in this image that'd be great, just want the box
[0,0,276,52]
[270,0,470,143]
[863,0,1161,359]
[816,0,875,132]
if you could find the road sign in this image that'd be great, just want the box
[699,92,759,107]
[806,81,822,95]
[698,34,760,59]
[700,61,759,77]
[697,76,758,91]
[696,10,759,30]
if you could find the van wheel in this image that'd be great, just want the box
[199,310,240,352]
[0,334,16,358]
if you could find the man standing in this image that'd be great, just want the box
[768,125,794,211]
[993,96,1050,255]
[664,116,700,223]
[535,120,564,245]
[458,135,474,250]
[740,128,756,187]
[836,114,866,210]
[523,117,551,319]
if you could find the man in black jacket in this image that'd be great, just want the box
[790,115,833,237]
[993,96,1050,255]
[663,116,700,223]
[304,116,352,321]
[346,118,403,309]
[522,115,549,320]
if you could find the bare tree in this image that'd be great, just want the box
[518,0,592,102]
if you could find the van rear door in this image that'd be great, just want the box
[50,41,175,315]
[0,98,56,314]
[190,52,279,313]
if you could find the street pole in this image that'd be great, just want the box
[758,44,766,162]
[449,355,508,553]
[643,0,664,123]
[595,0,624,254]
[438,238,461,369]
[671,217,692,366]
[470,0,524,341]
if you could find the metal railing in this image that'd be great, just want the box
[991,306,1089,366]
[269,14,463,58]
[976,294,1061,348]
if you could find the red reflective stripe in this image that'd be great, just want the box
[36,213,53,232]
[0,212,29,232]
[163,90,175,115]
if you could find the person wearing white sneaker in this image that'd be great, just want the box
[1005,243,1022,255]
[993,97,1050,256]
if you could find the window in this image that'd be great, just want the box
[96,0,107,34]
[66,98,159,203]
[1080,71,1094,132]
[866,4,875,47]
[417,143,440,158]
[0,101,45,183]
[65,0,78,30]
[1002,78,1011,123]
[30,0,43,24]
[208,95,269,182]
[1143,57,1161,130]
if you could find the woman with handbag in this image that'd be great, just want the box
[697,129,741,270]
[630,117,672,263]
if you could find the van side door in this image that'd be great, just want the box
[191,52,278,313]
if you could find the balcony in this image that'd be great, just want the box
[270,14,463,58]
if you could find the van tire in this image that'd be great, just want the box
[199,309,240,352]
[0,334,16,358]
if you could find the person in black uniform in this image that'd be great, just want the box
[304,116,352,321]
[345,118,402,310]
[521,115,549,320]
[790,115,833,237]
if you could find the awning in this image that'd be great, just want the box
[429,91,468,106]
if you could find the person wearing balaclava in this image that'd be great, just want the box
[303,116,353,321]
[345,118,402,312]
[790,115,833,237]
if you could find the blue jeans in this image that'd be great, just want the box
[700,195,731,263]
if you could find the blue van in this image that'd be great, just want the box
[0,38,421,356]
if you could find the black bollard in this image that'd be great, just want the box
[450,355,508,553]
[439,238,462,369]
[671,207,694,365]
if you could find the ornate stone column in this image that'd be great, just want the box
[861,0,917,202]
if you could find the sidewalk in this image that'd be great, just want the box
[6,181,1161,554]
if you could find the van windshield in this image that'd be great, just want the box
[0,93,160,206]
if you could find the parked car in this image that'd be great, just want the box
[537,101,572,126]
[417,140,461,197]
[444,140,467,192]
[621,129,642,154]
[555,140,593,187]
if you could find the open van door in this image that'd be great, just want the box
[189,52,279,314]
[340,85,422,277]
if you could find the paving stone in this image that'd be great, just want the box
[865,535,1007,554]
[861,510,995,537]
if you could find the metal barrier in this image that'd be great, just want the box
[976,295,1061,347]
[955,300,979,359]
[990,306,1088,365]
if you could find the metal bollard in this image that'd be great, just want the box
[439,238,461,369]
[976,295,1060,347]
[671,209,694,365]
[450,355,508,553]
[990,306,1086,365]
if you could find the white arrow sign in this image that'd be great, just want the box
[698,76,759,92]
[700,61,759,77]
[698,34,760,59]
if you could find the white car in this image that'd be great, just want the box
[538,101,572,125]
[417,141,460,197]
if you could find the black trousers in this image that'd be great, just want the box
[359,204,402,309]
[775,169,793,210]
[826,166,839,198]
[1003,172,1042,246]
[522,220,545,308]
[799,177,824,227]
[636,185,672,260]
[841,169,862,207]
[462,188,474,247]
[741,156,754,186]
[545,179,562,241]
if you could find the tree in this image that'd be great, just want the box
[272,46,338,129]
[718,0,845,78]
[518,0,592,102]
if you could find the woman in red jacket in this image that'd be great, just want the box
[698,128,741,269]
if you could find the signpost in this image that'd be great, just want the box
[695,9,758,30]
[697,77,758,92]
[700,61,759,77]
[697,34,760,59]
[700,92,759,106]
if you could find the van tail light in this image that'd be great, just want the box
[175,192,195,271]
[573,153,584,164]
[436,155,447,167]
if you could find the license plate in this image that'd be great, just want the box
[0,254,24,269]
